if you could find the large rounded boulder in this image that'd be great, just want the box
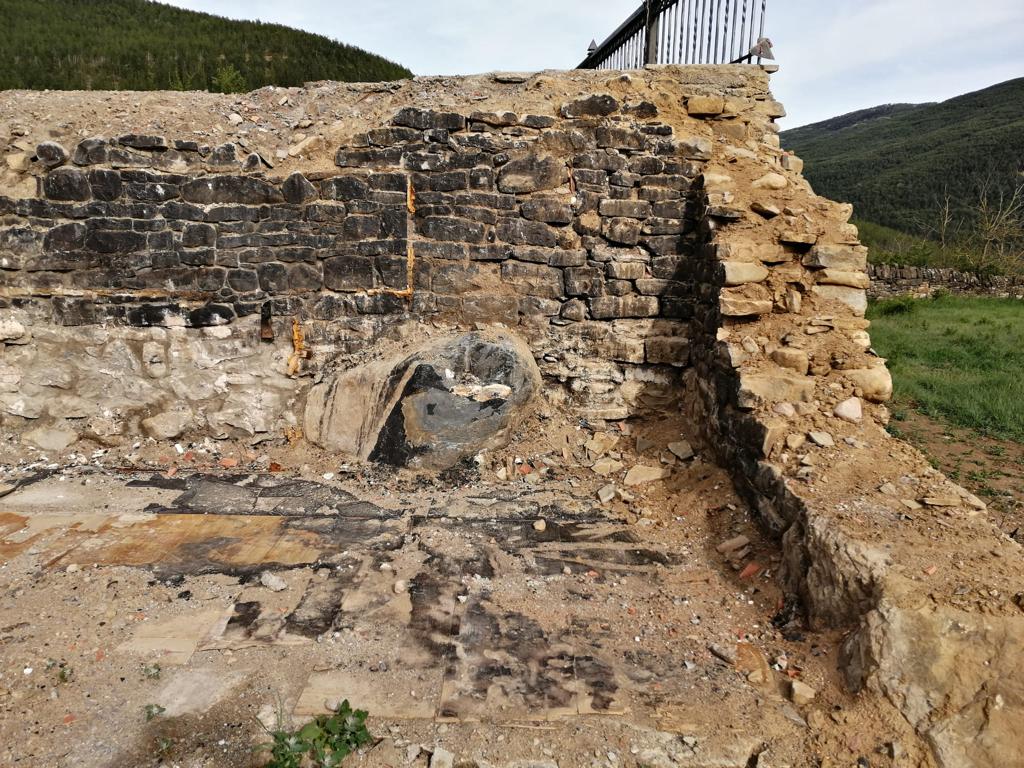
[304,331,540,470]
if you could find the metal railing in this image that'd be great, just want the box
[579,0,771,70]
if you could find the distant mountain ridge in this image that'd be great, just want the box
[0,0,412,92]
[781,78,1024,234]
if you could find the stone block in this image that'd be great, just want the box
[497,156,568,194]
[180,176,283,205]
[589,295,659,319]
[392,107,466,131]
[282,172,319,204]
[43,168,91,201]
[720,285,773,316]
[324,254,375,291]
[686,95,725,116]
[812,285,867,316]
[501,260,563,299]
[564,267,604,297]
[496,218,557,247]
[606,262,645,280]
[738,372,815,408]
[598,199,651,219]
[646,336,690,366]
[803,244,868,271]
[560,94,620,118]
[818,269,870,289]
[722,261,769,286]
[602,217,641,246]
[521,197,573,224]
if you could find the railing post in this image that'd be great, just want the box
[644,1,660,65]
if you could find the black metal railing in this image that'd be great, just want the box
[579,0,771,70]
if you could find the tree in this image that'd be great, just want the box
[211,63,246,93]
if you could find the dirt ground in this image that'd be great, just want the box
[0,406,921,768]
[890,409,1024,543]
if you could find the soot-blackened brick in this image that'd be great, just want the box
[72,138,108,166]
[180,176,284,205]
[43,168,91,201]
[324,254,374,291]
[560,94,620,119]
[226,269,259,292]
[419,216,485,243]
[258,262,288,292]
[188,303,235,327]
[282,172,319,204]
[287,263,323,292]
[392,107,466,132]
[43,222,87,252]
[496,218,557,248]
[87,169,122,201]
[85,230,146,253]
[321,175,369,201]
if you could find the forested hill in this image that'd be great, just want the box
[0,0,412,92]
[781,78,1024,233]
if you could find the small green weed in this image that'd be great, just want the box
[260,700,372,768]
[142,663,161,680]
[144,704,166,722]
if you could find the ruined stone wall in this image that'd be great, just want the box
[868,262,1024,299]
[0,68,779,447]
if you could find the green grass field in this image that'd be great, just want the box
[867,296,1024,442]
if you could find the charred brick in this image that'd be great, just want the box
[392,107,466,132]
[44,168,91,201]
[282,172,319,204]
[324,253,375,291]
[181,176,284,205]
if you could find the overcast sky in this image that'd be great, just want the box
[164,0,1024,127]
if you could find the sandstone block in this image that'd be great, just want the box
[818,269,870,289]
[803,244,868,271]
[720,285,773,316]
[686,95,725,116]
[722,261,769,286]
[738,373,815,408]
[771,347,810,375]
[812,285,867,316]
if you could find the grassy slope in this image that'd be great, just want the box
[782,78,1024,233]
[868,297,1024,441]
[0,0,411,92]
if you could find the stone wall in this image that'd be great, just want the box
[868,262,1024,299]
[0,68,780,446]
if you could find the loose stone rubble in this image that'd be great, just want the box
[1,65,1022,766]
